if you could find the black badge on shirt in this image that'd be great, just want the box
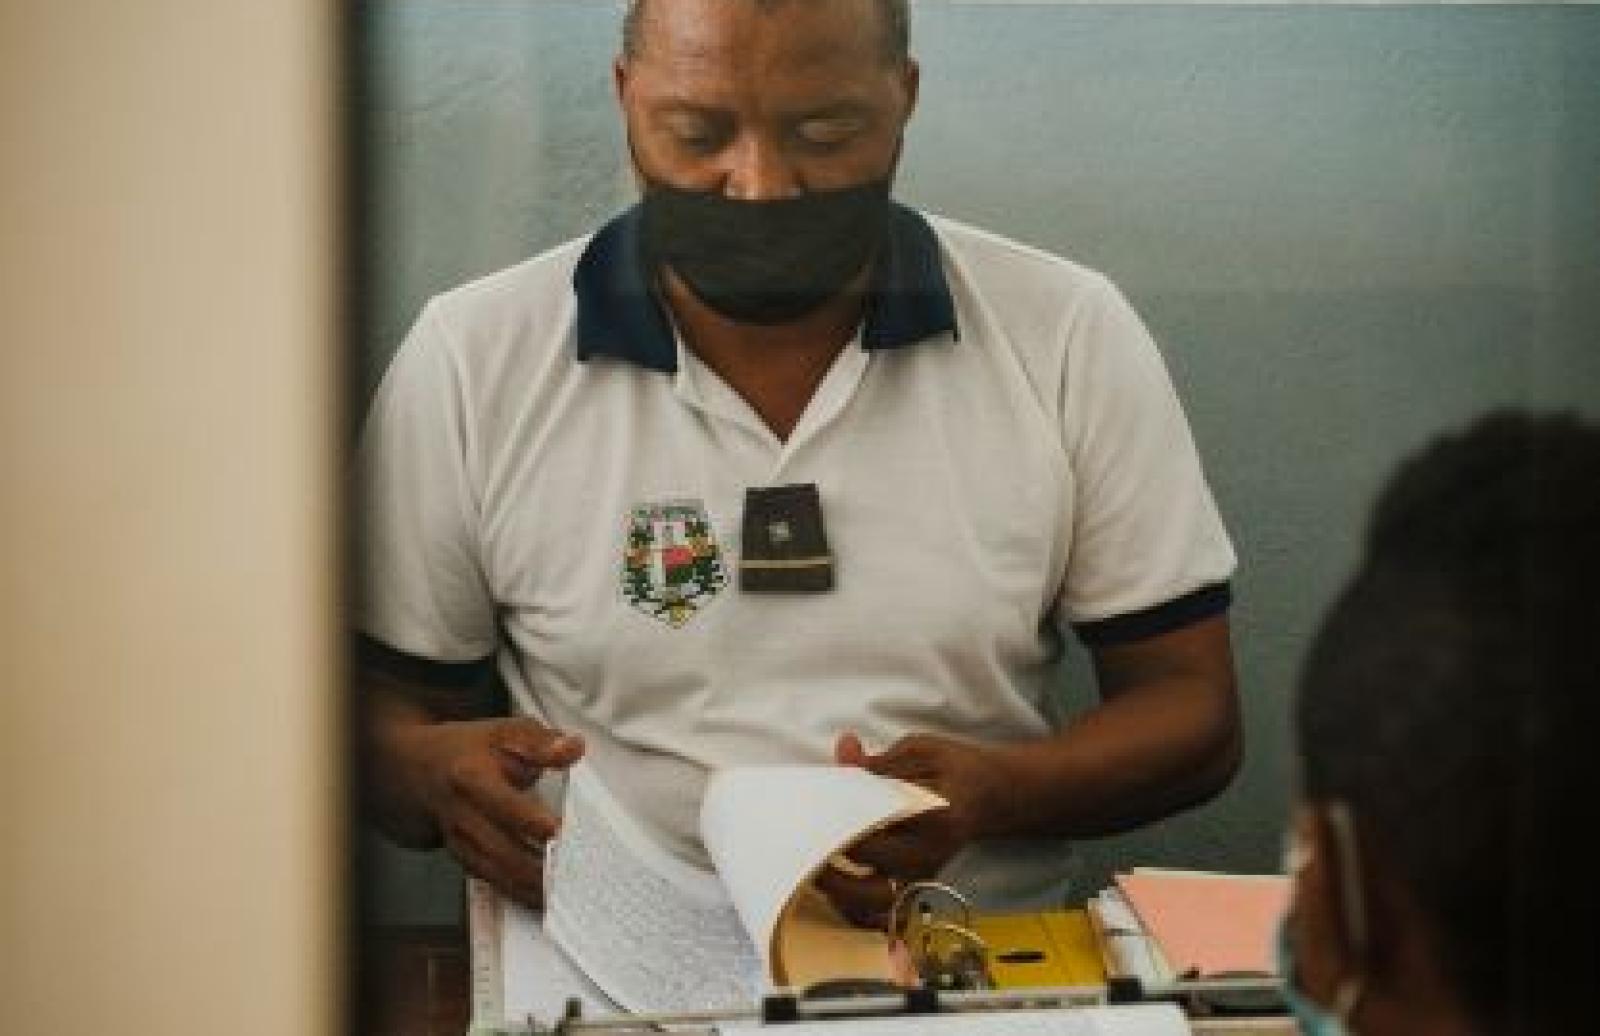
[739,483,835,593]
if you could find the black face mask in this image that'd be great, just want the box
[639,178,892,326]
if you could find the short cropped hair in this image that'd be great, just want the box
[1295,411,1600,1034]
[621,0,910,66]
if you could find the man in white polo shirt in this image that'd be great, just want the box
[358,0,1240,922]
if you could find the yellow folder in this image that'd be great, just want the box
[971,909,1108,988]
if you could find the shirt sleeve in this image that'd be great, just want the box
[353,300,498,663]
[1056,277,1237,647]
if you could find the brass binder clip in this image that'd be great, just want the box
[888,881,993,991]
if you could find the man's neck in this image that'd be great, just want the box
[660,268,871,440]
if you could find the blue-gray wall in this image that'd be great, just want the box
[361,1,1600,925]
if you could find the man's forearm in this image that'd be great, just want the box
[980,615,1241,840]
[357,656,504,844]
[982,672,1240,840]
[361,677,450,848]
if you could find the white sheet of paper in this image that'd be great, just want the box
[498,896,617,1026]
[700,765,946,977]
[1091,890,1172,985]
[716,1003,1190,1036]
[542,761,763,1014]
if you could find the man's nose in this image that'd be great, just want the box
[721,137,802,201]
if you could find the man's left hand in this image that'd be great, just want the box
[816,731,1005,928]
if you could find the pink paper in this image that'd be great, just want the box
[1114,871,1290,977]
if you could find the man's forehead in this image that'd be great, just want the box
[631,0,890,69]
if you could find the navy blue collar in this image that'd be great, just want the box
[572,201,958,373]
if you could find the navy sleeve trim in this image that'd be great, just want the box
[1073,582,1233,648]
[353,634,497,688]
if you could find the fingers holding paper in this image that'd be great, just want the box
[823,732,1000,928]
[443,802,549,908]
[412,717,585,910]
[813,861,900,930]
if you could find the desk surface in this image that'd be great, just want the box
[368,926,1297,1036]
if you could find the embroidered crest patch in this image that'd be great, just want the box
[620,499,728,627]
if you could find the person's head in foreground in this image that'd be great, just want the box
[1285,410,1599,1035]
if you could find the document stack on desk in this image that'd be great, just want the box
[540,761,945,1014]
[1086,887,1169,989]
[471,878,1198,1034]
[466,762,1268,1035]
[472,760,946,1032]
[1091,869,1290,985]
[1072,869,1293,1036]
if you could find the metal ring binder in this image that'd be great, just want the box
[885,880,993,990]
[886,880,972,945]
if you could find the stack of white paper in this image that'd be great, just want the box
[1088,889,1171,988]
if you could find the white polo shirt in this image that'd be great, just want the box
[357,205,1236,907]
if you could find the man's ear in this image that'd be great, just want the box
[900,58,920,122]
[613,56,629,106]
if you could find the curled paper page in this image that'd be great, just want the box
[700,765,946,985]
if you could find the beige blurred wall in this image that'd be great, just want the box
[0,2,340,1033]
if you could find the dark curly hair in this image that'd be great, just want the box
[1295,410,1600,1034]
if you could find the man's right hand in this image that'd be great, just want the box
[382,715,584,909]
